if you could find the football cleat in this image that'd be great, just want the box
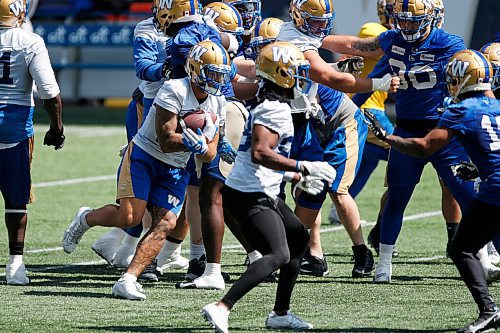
[201,302,229,333]
[300,250,329,277]
[185,255,230,282]
[62,207,91,254]
[373,262,392,284]
[138,260,160,283]
[484,265,500,284]
[112,277,146,301]
[111,243,137,270]
[91,229,126,266]
[6,262,29,285]
[157,252,189,274]
[352,244,375,278]
[457,308,500,333]
[265,310,313,330]
[176,273,225,290]
[488,242,500,265]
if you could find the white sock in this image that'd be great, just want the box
[379,243,394,266]
[248,250,262,264]
[122,233,140,246]
[121,272,137,282]
[106,228,126,238]
[478,245,493,268]
[190,243,205,261]
[162,240,182,257]
[81,210,91,230]
[204,263,221,276]
[9,255,23,265]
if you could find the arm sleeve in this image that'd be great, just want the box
[133,37,164,82]
[27,39,60,99]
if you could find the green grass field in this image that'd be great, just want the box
[0,110,495,332]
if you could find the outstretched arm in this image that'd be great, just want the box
[385,127,454,158]
[321,35,384,58]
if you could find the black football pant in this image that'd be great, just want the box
[221,186,310,312]
[448,199,500,312]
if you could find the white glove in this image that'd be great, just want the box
[309,101,326,124]
[293,174,325,197]
[118,144,128,157]
[297,161,336,185]
[182,128,208,155]
[202,112,219,141]
[372,73,394,92]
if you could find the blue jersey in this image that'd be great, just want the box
[376,28,465,121]
[169,20,235,98]
[316,84,345,123]
[438,95,500,206]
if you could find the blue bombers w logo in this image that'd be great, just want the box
[204,8,221,21]
[159,0,174,10]
[189,45,208,62]
[450,59,470,77]
[9,0,24,17]
[272,47,291,64]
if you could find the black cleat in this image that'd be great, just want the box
[300,249,329,277]
[138,259,159,283]
[352,244,374,278]
[457,308,500,333]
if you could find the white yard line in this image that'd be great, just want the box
[408,255,446,262]
[34,175,115,188]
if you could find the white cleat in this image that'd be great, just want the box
[484,265,500,283]
[112,278,146,301]
[176,273,225,290]
[488,242,500,265]
[6,262,29,285]
[265,310,313,330]
[157,254,189,274]
[328,205,341,225]
[111,243,137,270]
[201,302,229,333]
[373,262,392,284]
[91,230,125,266]
[62,207,91,254]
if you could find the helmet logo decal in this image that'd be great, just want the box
[204,8,221,21]
[159,0,174,10]
[189,44,209,62]
[9,0,24,16]
[450,59,470,78]
[293,0,308,7]
[272,46,291,64]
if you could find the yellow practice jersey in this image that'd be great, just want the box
[357,22,388,112]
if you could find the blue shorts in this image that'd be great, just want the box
[125,98,144,142]
[297,109,368,210]
[0,138,34,207]
[386,126,474,209]
[186,153,226,187]
[116,142,189,216]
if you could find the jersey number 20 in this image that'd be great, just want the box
[0,52,13,85]
[389,58,436,90]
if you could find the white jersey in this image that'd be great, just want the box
[135,18,170,99]
[133,77,226,167]
[0,27,59,106]
[277,22,322,53]
[226,99,294,199]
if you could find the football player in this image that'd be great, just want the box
[481,42,500,99]
[366,49,500,333]
[62,40,229,300]
[0,0,63,285]
[201,41,335,333]
[322,0,479,283]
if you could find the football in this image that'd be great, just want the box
[181,110,217,132]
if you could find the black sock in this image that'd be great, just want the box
[446,223,459,243]
[9,241,24,255]
[166,235,183,244]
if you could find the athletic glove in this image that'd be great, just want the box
[44,126,65,150]
[202,112,219,142]
[334,56,365,75]
[218,136,237,164]
[293,174,325,197]
[118,144,128,157]
[372,73,400,92]
[182,128,208,155]
[452,161,479,181]
[364,110,387,141]
[296,161,336,185]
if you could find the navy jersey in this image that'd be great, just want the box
[495,33,500,43]
[169,19,235,98]
[377,28,465,121]
[438,95,500,206]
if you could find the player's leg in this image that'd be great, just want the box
[439,179,461,255]
[62,143,150,253]
[348,142,388,199]
[375,129,426,283]
[112,162,189,300]
[449,199,500,332]
[1,138,33,285]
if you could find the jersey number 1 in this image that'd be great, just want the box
[0,52,13,85]
[481,115,500,151]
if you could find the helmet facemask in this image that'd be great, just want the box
[193,64,232,96]
[300,11,334,39]
[394,11,432,43]
[293,63,313,97]
[232,0,261,31]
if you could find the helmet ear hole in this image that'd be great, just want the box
[279,69,287,77]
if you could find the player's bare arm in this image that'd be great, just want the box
[155,104,187,153]
[42,94,65,150]
[321,35,384,58]
[251,124,297,172]
[385,127,454,159]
